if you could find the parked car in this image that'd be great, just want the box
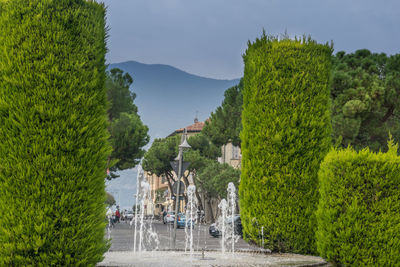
[177,214,195,229]
[209,215,242,237]
[125,210,134,221]
[163,211,175,224]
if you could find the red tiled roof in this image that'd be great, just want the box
[175,121,204,133]
[168,120,205,137]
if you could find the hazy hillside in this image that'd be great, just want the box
[106,61,240,209]
[109,61,240,140]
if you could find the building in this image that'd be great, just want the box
[218,143,241,169]
[168,118,204,138]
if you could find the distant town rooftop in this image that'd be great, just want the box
[168,118,205,137]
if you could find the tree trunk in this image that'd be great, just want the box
[381,105,395,123]
[166,172,174,195]
[207,196,215,223]
[214,197,220,219]
[182,173,190,204]
[166,172,175,209]
[195,189,204,212]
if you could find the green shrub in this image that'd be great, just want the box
[316,141,400,266]
[0,0,110,265]
[239,33,332,254]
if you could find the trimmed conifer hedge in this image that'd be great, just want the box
[0,1,110,265]
[316,142,400,266]
[239,33,332,254]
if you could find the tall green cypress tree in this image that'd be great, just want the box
[239,33,332,254]
[0,0,110,265]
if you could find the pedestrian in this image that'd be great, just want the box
[163,210,167,220]
[115,208,120,223]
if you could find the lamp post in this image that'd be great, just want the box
[172,129,191,249]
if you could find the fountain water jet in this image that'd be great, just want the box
[217,199,227,254]
[138,181,150,252]
[261,226,264,249]
[227,182,237,255]
[101,175,327,266]
[185,185,197,257]
[133,165,142,253]
[133,167,159,253]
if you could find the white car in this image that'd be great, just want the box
[125,210,134,221]
[163,211,175,224]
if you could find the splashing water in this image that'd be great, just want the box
[216,183,239,256]
[133,167,159,253]
[138,181,150,252]
[133,165,142,253]
[227,182,237,255]
[261,226,264,249]
[185,185,197,258]
[217,199,227,254]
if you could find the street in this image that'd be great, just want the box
[107,219,258,252]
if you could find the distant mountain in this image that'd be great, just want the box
[108,61,240,140]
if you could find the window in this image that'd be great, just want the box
[232,145,240,160]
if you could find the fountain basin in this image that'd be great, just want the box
[97,250,328,267]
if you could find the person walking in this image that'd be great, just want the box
[115,208,120,223]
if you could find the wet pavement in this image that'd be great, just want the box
[107,219,257,251]
[99,220,328,266]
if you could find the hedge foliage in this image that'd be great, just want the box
[0,0,110,265]
[316,141,400,266]
[239,33,332,254]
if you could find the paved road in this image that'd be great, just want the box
[107,219,258,252]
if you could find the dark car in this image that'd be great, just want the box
[209,215,242,237]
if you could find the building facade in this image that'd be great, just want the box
[218,142,241,169]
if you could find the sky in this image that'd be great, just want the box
[103,0,399,208]
[101,0,400,80]
[106,168,138,210]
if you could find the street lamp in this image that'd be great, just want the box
[172,129,191,249]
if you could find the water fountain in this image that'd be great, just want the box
[133,166,159,253]
[100,178,327,266]
[227,182,237,255]
[138,181,149,252]
[132,165,142,253]
[185,185,197,257]
[216,183,239,256]
[217,198,227,254]
[261,226,264,249]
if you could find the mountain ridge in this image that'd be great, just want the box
[110,60,239,82]
[108,60,240,140]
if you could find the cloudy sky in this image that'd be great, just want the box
[101,0,400,80]
[102,0,399,208]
